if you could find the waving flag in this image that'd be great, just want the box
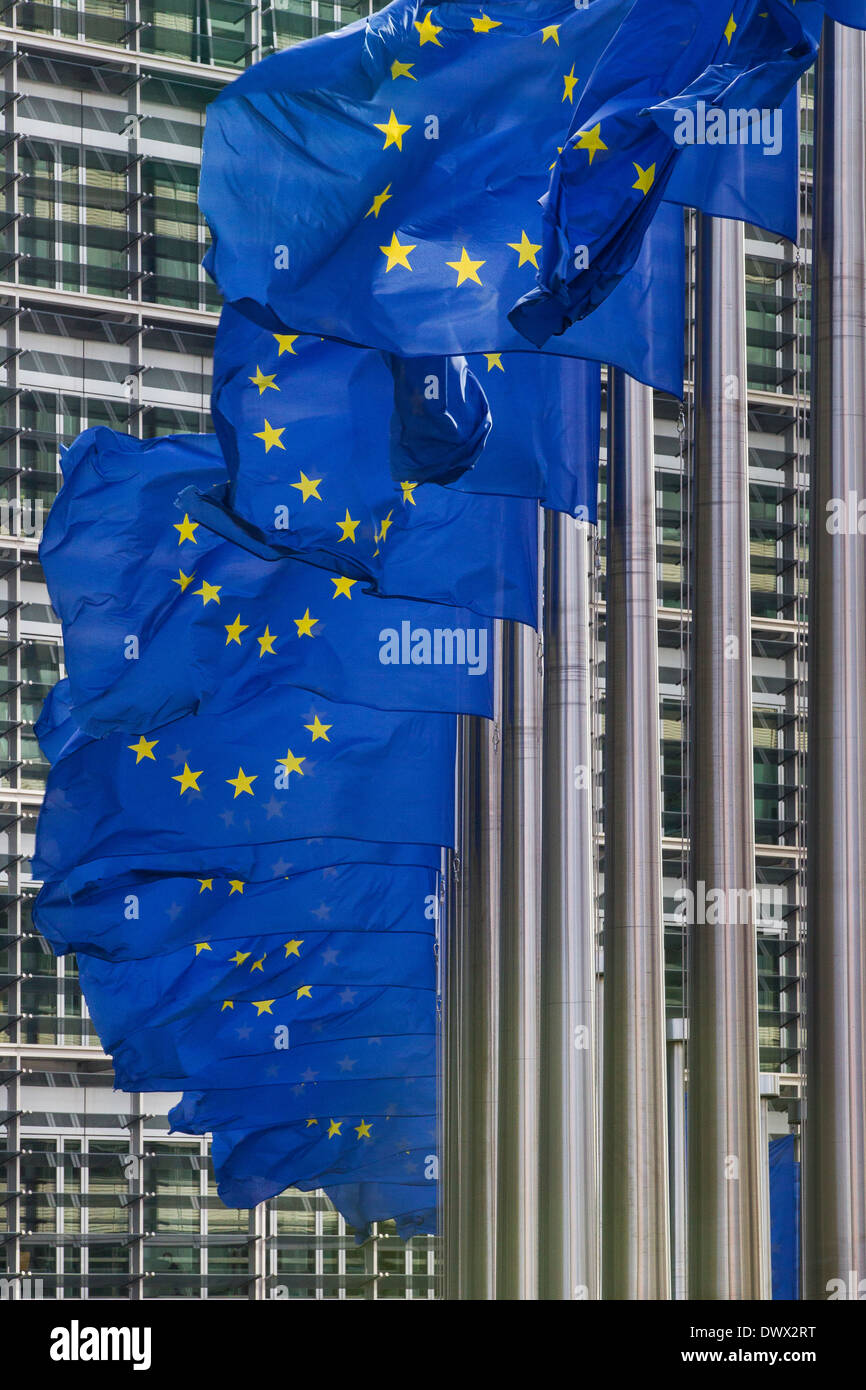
[40,429,494,734]
[35,861,438,962]
[198,0,685,393]
[186,313,543,624]
[33,683,456,883]
[511,0,821,339]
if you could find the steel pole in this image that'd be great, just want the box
[540,510,599,1300]
[667,1019,688,1301]
[497,614,542,1299]
[804,19,866,1303]
[603,369,670,1299]
[689,214,765,1300]
[442,681,502,1299]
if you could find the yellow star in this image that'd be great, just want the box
[400,480,418,506]
[562,64,578,104]
[172,763,202,795]
[229,879,245,895]
[725,12,737,44]
[296,984,312,1000]
[277,749,306,777]
[221,1000,234,1011]
[173,514,199,545]
[284,939,304,957]
[574,123,607,165]
[472,14,501,32]
[257,626,277,657]
[230,951,251,966]
[305,715,332,743]
[331,576,356,599]
[446,246,485,286]
[172,568,195,592]
[355,1120,373,1139]
[380,231,416,272]
[414,12,441,45]
[390,59,416,80]
[291,471,322,502]
[373,108,411,150]
[327,1119,342,1138]
[294,608,318,638]
[273,333,298,355]
[541,23,559,44]
[252,1000,275,1015]
[366,185,393,221]
[508,230,542,268]
[198,878,213,892]
[337,509,360,543]
[128,735,158,764]
[484,352,504,372]
[254,419,286,453]
[193,580,221,606]
[251,954,266,972]
[378,510,394,541]
[227,766,257,798]
[194,941,211,955]
[225,614,249,645]
[249,365,279,394]
[632,161,656,196]
[306,1117,319,1127]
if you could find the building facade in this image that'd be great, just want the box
[0,1,808,1298]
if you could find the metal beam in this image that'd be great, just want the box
[689,214,765,1300]
[804,19,866,1303]
[603,368,670,1299]
[497,615,542,1299]
[540,510,598,1300]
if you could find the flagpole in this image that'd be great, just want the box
[689,213,766,1300]
[497,613,542,1300]
[603,368,670,1299]
[443,694,502,1299]
[540,509,599,1301]
[667,1019,688,1300]
[804,19,866,1302]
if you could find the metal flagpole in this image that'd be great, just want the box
[443,675,503,1300]
[689,213,766,1300]
[497,611,543,1299]
[804,19,866,1303]
[603,369,670,1299]
[666,1019,688,1300]
[540,509,599,1301]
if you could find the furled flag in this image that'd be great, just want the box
[198,0,685,394]
[35,861,438,963]
[510,0,822,338]
[40,428,494,734]
[33,682,456,884]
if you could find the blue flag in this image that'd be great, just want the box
[33,683,456,883]
[184,312,543,624]
[510,0,821,338]
[198,0,685,394]
[385,352,491,485]
[40,428,494,734]
[821,1,866,26]
[201,1116,438,1221]
[35,861,438,962]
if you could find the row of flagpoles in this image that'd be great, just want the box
[442,18,866,1301]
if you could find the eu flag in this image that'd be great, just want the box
[33,683,456,883]
[186,311,543,624]
[198,0,685,393]
[40,428,494,733]
[510,0,820,337]
[821,1,866,26]
[35,861,438,962]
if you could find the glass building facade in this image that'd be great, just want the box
[0,2,807,1297]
